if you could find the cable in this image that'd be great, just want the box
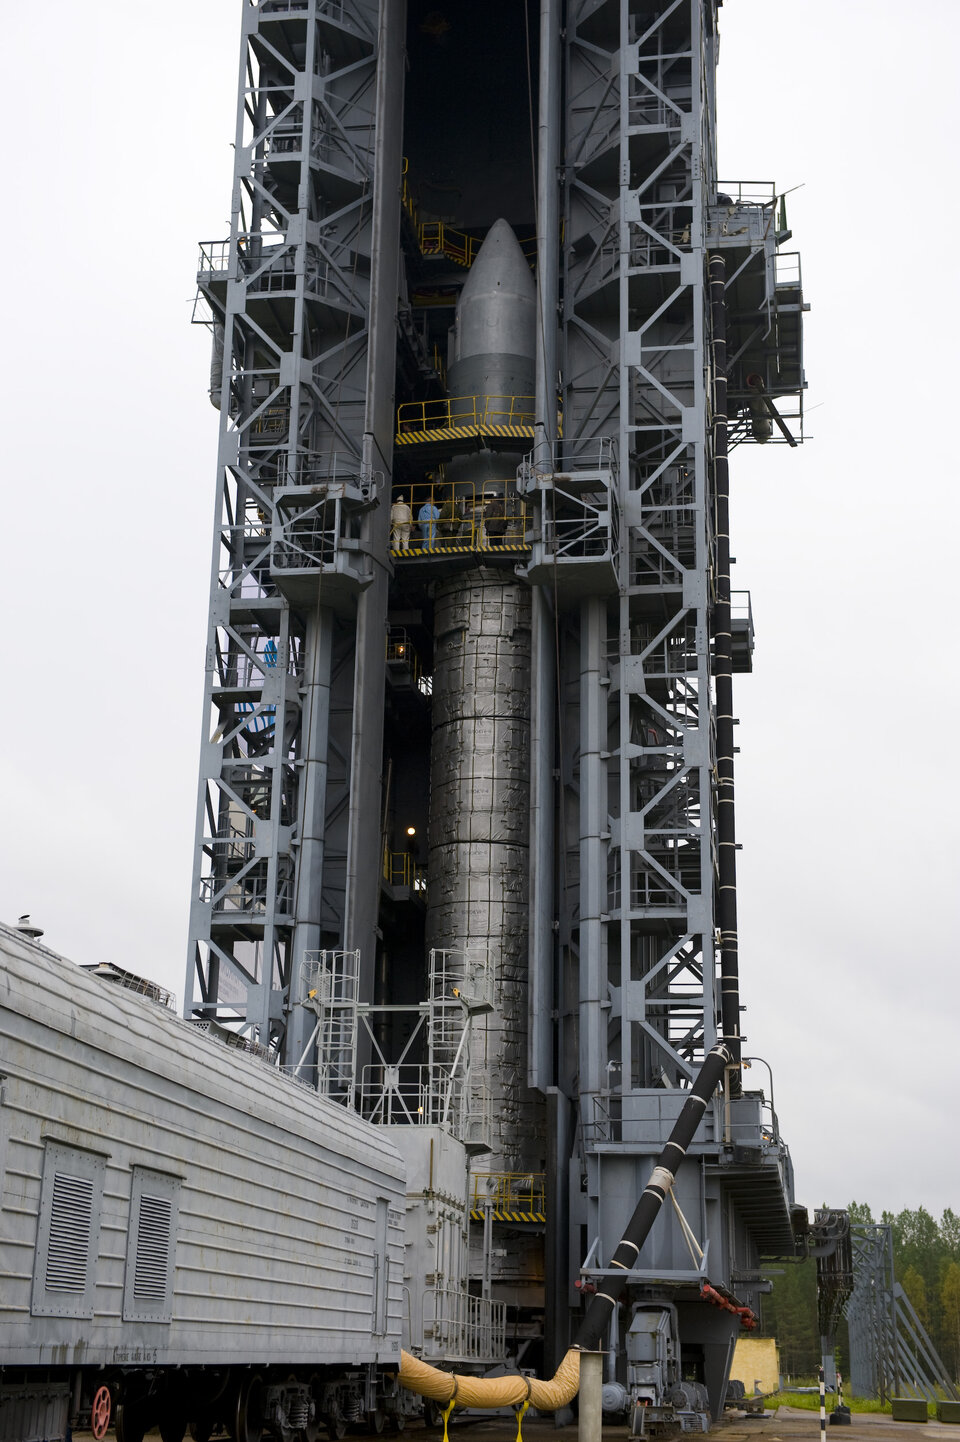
[668,1186,704,1267]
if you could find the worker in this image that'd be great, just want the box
[483,488,507,546]
[390,493,413,550]
[418,496,440,549]
[437,494,463,542]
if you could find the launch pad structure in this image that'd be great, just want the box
[186,0,807,1426]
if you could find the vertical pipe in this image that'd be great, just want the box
[343,0,407,997]
[286,608,333,1063]
[578,1351,603,1442]
[530,0,562,1084]
[529,20,562,1338]
[529,587,556,1092]
[544,1086,571,1370]
[535,0,561,460]
[708,253,741,1073]
[579,599,607,1125]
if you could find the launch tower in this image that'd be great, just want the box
[187,0,806,1421]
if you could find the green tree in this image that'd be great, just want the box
[881,1206,958,1372]
[762,1257,819,1379]
[941,1209,960,1262]
[941,1262,960,1380]
[901,1265,931,1329]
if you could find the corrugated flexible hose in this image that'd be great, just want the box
[397,1043,732,1412]
[397,1346,581,1409]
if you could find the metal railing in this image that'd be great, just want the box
[390,481,529,556]
[540,509,616,562]
[358,1063,463,1129]
[517,435,617,485]
[382,850,427,892]
[715,180,779,209]
[385,628,431,695]
[201,868,269,913]
[297,950,360,1103]
[731,590,754,647]
[401,163,539,272]
[277,451,381,498]
[217,636,280,690]
[217,521,273,599]
[471,1172,545,1214]
[775,249,802,289]
[396,394,535,436]
[427,1287,506,1362]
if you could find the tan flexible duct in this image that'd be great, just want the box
[397,1346,581,1410]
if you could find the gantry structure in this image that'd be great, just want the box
[847,1223,958,1405]
[187,0,400,1065]
[187,0,806,1409]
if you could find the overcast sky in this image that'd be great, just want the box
[3,2,957,1223]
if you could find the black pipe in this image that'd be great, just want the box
[708,253,742,1078]
[574,1041,733,1351]
[746,374,798,447]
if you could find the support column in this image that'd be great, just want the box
[286,609,333,1064]
[342,0,407,997]
[579,598,607,1129]
[578,1350,603,1442]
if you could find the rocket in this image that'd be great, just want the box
[426,220,542,1175]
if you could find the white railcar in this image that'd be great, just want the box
[0,922,406,1442]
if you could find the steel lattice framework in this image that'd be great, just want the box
[529,1,802,1369]
[848,1224,958,1404]
[186,1,404,1062]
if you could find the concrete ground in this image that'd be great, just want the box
[69,1406,959,1442]
[457,1410,960,1442]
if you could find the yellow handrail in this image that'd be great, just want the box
[396,394,535,435]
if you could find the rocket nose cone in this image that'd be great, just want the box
[460,218,536,308]
[452,219,537,374]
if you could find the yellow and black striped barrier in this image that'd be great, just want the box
[470,1209,546,1224]
[391,542,529,559]
[395,422,535,446]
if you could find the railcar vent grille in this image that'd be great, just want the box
[45,1172,94,1293]
[134,1194,173,1300]
[122,1168,179,1322]
[32,1142,105,1318]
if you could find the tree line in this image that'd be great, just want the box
[758,1203,960,1385]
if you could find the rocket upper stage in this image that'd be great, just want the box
[447,218,536,403]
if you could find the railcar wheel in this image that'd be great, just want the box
[90,1385,112,1440]
[301,1374,322,1442]
[115,1399,149,1442]
[159,1412,187,1442]
[326,1415,347,1440]
[390,1412,406,1434]
[371,1409,386,1434]
[235,1373,265,1442]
